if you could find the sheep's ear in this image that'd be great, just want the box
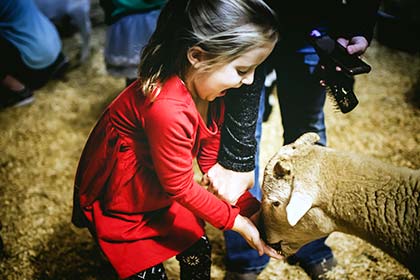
[286,191,313,226]
[274,160,291,177]
[294,132,320,147]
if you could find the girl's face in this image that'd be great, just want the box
[186,41,276,102]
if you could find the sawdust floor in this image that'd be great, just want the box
[0,24,419,279]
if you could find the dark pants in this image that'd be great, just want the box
[272,38,333,267]
[0,35,67,90]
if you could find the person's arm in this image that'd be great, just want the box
[218,65,265,172]
[231,213,282,258]
[325,1,380,78]
[331,0,381,46]
[144,99,238,230]
[204,66,265,204]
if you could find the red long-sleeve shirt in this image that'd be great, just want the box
[71,76,258,278]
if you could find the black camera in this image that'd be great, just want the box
[309,30,371,113]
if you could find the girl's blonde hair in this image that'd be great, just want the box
[138,0,278,99]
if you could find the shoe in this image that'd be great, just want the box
[300,257,337,280]
[0,87,34,109]
[224,271,259,280]
[50,52,70,80]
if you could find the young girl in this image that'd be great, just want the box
[71,0,280,279]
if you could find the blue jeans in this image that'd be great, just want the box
[224,41,334,274]
[275,43,327,147]
[223,88,270,274]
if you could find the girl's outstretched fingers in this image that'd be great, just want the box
[262,242,284,260]
[200,173,210,186]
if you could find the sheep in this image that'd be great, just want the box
[34,0,91,64]
[261,132,420,278]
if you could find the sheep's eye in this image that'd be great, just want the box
[272,201,281,207]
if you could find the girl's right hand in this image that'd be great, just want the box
[231,215,284,260]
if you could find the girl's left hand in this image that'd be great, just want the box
[232,214,284,260]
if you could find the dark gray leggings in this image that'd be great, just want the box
[126,235,212,280]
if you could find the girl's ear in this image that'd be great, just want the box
[187,46,207,68]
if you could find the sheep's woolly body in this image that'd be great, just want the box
[261,133,420,278]
[320,149,419,271]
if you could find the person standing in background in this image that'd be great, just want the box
[0,0,68,109]
[100,0,166,87]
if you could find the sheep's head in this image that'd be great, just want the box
[261,133,336,257]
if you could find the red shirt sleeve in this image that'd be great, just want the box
[143,98,239,230]
[236,191,261,218]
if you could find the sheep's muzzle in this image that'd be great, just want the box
[268,241,287,257]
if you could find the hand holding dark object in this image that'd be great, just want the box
[309,30,371,76]
[336,36,369,56]
[309,30,371,113]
